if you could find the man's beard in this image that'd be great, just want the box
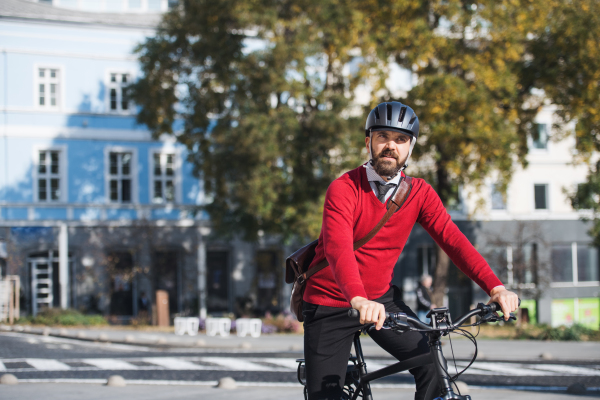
[371,147,408,177]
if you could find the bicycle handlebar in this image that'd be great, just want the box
[348,300,520,332]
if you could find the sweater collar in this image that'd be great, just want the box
[363,162,403,185]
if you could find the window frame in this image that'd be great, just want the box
[531,122,550,150]
[148,147,182,204]
[33,64,65,111]
[105,69,135,115]
[490,182,508,211]
[32,145,68,203]
[104,146,138,204]
[533,183,550,211]
[551,242,600,287]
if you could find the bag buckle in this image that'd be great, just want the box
[296,274,306,285]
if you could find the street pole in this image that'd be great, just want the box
[197,227,207,319]
[59,222,68,309]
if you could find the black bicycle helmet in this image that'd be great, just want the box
[364,101,419,139]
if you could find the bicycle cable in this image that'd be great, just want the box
[447,330,461,395]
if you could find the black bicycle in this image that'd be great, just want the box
[296,302,518,400]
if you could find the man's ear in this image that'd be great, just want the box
[365,136,370,151]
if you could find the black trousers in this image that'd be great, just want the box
[303,286,441,400]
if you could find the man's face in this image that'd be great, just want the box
[365,130,412,178]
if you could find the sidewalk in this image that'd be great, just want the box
[2,324,600,361]
[0,382,598,400]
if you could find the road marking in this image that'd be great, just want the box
[82,358,139,370]
[25,359,71,371]
[524,363,600,376]
[259,358,299,370]
[13,378,600,392]
[454,362,553,376]
[143,357,208,370]
[200,357,278,371]
[3,356,599,377]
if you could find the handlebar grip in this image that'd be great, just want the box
[490,299,521,313]
[347,309,392,319]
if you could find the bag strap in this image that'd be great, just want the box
[299,176,413,283]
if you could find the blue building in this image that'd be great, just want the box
[0,0,281,321]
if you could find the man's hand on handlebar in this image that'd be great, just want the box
[350,296,386,330]
[488,286,519,321]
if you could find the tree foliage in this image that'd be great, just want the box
[132,1,600,302]
[132,0,374,241]
[132,1,546,239]
[357,1,548,303]
[521,0,600,247]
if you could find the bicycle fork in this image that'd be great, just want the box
[427,331,471,400]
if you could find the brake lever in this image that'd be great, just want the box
[481,312,517,323]
[391,320,411,331]
[480,313,499,323]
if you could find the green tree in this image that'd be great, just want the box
[131,0,371,241]
[360,1,546,304]
[521,0,600,247]
[132,0,547,305]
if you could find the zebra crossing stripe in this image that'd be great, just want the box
[3,357,600,377]
[524,364,600,376]
[200,357,277,371]
[143,358,208,370]
[82,359,139,370]
[25,359,70,371]
[259,358,302,370]
[457,362,553,376]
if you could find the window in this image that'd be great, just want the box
[552,244,573,283]
[37,67,60,109]
[128,0,142,9]
[552,243,599,284]
[491,183,506,210]
[486,246,509,283]
[152,153,176,203]
[534,184,548,210]
[107,72,131,112]
[578,246,599,282]
[148,0,162,10]
[108,152,132,203]
[37,150,61,202]
[532,123,549,149]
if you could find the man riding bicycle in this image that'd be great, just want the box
[302,101,519,400]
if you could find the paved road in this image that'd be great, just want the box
[1,331,599,392]
[2,383,599,400]
[3,324,600,361]
[3,383,600,400]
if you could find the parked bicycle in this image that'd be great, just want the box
[296,301,518,400]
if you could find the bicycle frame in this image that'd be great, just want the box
[298,302,513,400]
[348,308,470,400]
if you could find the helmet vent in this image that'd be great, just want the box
[398,107,407,123]
[409,114,417,125]
[386,104,392,121]
[374,107,380,120]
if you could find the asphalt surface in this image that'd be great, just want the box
[1,325,599,398]
[1,384,599,400]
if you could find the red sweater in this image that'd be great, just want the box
[303,165,503,308]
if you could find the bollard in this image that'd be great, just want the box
[106,375,126,387]
[216,377,237,389]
